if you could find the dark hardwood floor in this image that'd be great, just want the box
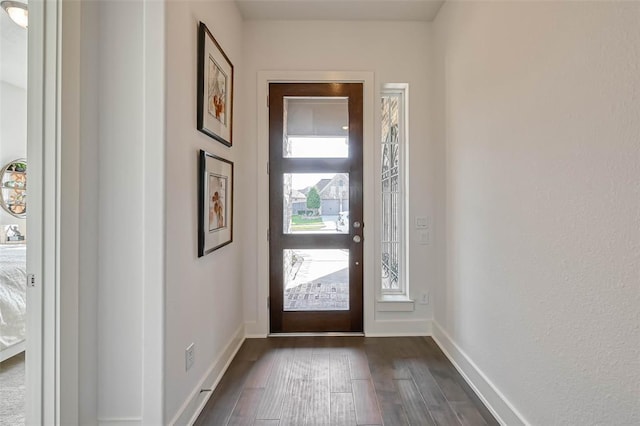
[195,336,498,426]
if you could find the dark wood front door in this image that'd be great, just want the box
[269,83,364,333]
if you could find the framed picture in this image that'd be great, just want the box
[197,21,234,147]
[199,150,233,256]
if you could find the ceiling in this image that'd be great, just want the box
[235,0,446,22]
[0,1,445,90]
[0,7,27,89]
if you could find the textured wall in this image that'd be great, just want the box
[433,1,640,424]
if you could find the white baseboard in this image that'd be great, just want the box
[245,333,268,338]
[97,418,142,425]
[169,324,246,426]
[365,318,432,337]
[246,320,431,338]
[244,321,267,338]
[431,322,528,426]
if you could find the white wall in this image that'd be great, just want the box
[165,1,245,422]
[242,20,437,336]
[67,0,244,422]
[77,0,99,423]
[96,0,145,420]
[69,0,166,423]
[433,1,640,424]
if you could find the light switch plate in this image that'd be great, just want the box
[416,216,429,229]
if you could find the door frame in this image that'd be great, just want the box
[268,82,364,333]
[26,0,64,423]
[27,0,84,423]
[250,71,375,337]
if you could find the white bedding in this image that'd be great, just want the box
[0,244,26,357]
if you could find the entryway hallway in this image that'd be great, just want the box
[195,336,497,425]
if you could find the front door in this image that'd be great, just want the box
[269,83,364,333]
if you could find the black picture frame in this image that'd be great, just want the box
[197,21,234,147]
[198,150,234,256]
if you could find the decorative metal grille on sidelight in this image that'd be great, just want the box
[381,93,403,292]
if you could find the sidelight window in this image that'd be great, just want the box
[381,86,407,295]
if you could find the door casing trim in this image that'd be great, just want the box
[253,71,375,338]
[26,0,61,423]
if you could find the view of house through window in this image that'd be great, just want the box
[282,172,349,234]
[282,171,350,311]
[381,88,406,293]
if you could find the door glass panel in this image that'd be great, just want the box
[283,173,349,234]
[283,249,349,311]
[283,97,349,158]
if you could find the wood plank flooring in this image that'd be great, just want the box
[195,337,498,426]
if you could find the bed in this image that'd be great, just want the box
[0,244,26,362]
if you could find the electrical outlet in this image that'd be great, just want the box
[419,292,429,305]
[418,230,430,245]
[185,343,195,371]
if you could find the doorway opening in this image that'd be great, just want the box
[0,1,28,423]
